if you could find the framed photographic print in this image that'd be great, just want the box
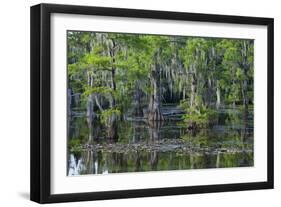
[30,3,274,203]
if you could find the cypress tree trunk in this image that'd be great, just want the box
[86,94,94,142]
[148,62,163,122]
[107,40,118,140]
[206,78,213,107]
[107,113,118,140]
[132,81,143,117]
[67,88,72,145]
[216,80,221,109]
[107,80,118,140]
[241,79,249,144]
[241,80,248,108]
[67,88,72,116]
[240,40,249,123]
[190,65,197,108]
[86,73,95,142]
[148,121,162,141]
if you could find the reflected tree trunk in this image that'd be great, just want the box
[150,150,158,170]
[68,154,82,176]
[190,154,194,169]
[135,151,141,172]
[240,112,248,146]
[84,151,94,174]
[216,152,221,168]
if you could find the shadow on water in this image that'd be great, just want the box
[67,106,253,176]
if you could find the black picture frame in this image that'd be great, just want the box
[30,3,274,204]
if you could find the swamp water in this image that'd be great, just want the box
[67,106,253,176]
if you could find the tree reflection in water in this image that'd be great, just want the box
[68,107,253,175]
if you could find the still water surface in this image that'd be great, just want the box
[68,106,253,175]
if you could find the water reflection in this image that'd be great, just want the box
[67,107,253,175]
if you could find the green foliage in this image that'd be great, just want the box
[67,31,254,134]
[83,86,114,97]
[180,99,218,126]
[100,108,121,124]
[83,53,112,69]
[68,138,82,154]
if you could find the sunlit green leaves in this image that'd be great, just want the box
[67,31,254,127]
[100,108,121,124]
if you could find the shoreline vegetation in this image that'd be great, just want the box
[67,31,254,175]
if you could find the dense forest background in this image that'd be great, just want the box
[67,31,253,142]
